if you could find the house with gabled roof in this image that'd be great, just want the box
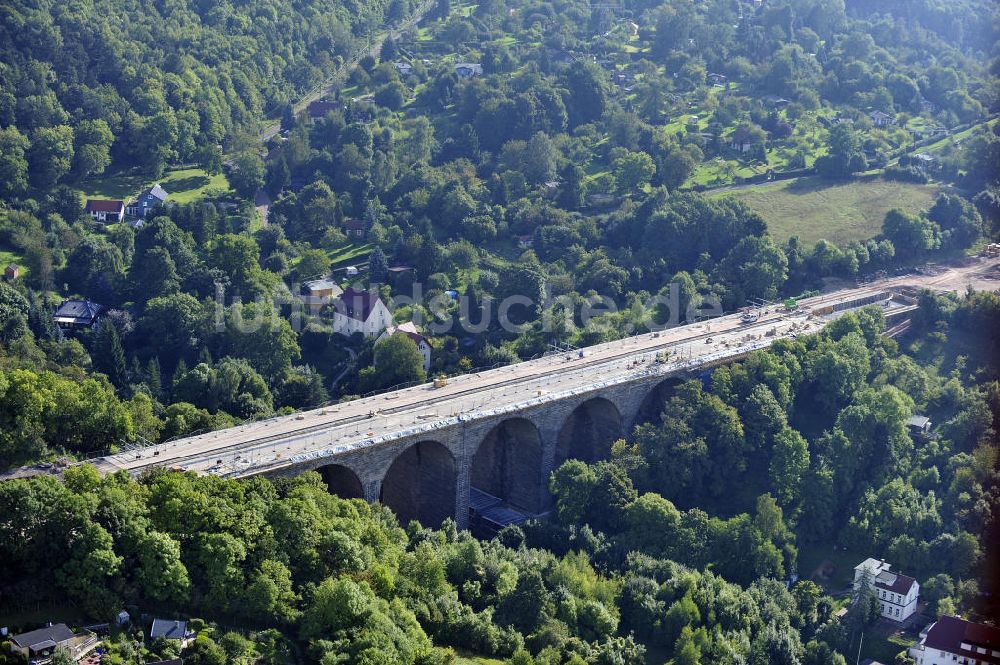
[9,623,75,661]
[85,199,125,223]
[53,299,105,331]
[909,615,1000,665]
[127,183,168,218]
[869,110,896,127]
[307,99,341,122]
[377,321,431,371]
[331,287,392,337]
[853,558,920,622]
[455,63,483,78]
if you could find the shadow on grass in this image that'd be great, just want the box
[166,175,211,193]
[85,173,149,200]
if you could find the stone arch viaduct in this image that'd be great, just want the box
[88,286,912,530]
[278,378,669,530]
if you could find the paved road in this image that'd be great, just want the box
[4,257,996,484]
[93,286,904,478]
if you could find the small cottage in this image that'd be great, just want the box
[85,199,125,223]
[377,321,432,371]
[344,218,366,239]
[53,299,105,331]
[869,110,895,127]
[454,63,484,78]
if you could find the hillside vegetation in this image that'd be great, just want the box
[0,0,415,187]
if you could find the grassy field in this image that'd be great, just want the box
[0,246,24,271]
[797,541,860,593]
[714,176,941,246]
[81,167,230,204]
[328,242,373,269]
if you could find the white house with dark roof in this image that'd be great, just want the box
[331,287,392,337]
[85,199,125,223]
[853,558,920,622]
[909,615,1000,665]
[377,321,432,371]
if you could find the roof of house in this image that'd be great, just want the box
[53,299,104,323]
[11,624,75,649]
[384,321,428,345]
[388,265,413,273]
[85,199,125,213]
[908,415,932,428]
[731,125,756,143]
[923,616,1000,663]
[873,569,917,595]
[870,110,894,120]
[308,99,340,118]
[344,218,365,231]
[337,287,384,322]
[455,63,483,74]
[303,278,343,296]
[143,184,169,201]
[150,619,188,640]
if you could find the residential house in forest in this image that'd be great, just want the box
[85,199,125,223]
[729,126,756,153]
[377,321,432,371]
[869,110,896,127]
[9,623,75,661]
[307,99,341,121]
[303,277,344,300]
[455,63,483,78]
[127,183,168,218]
[853,558,920,622]
[344,218,366,239]
[53,299,105,331]
[331,287,392,337]
[909,615,1000,665]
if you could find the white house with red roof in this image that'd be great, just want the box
[377,321,432,371]
[331,287,392,337]
[909,615,1000,665]
[85,198,125,223]
[853,558,920,622]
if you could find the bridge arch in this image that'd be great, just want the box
[471,418,544,513]
[318,463,365,500]
[634,376,685,427]
[380,440,457,528]
[556,397,622,465]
